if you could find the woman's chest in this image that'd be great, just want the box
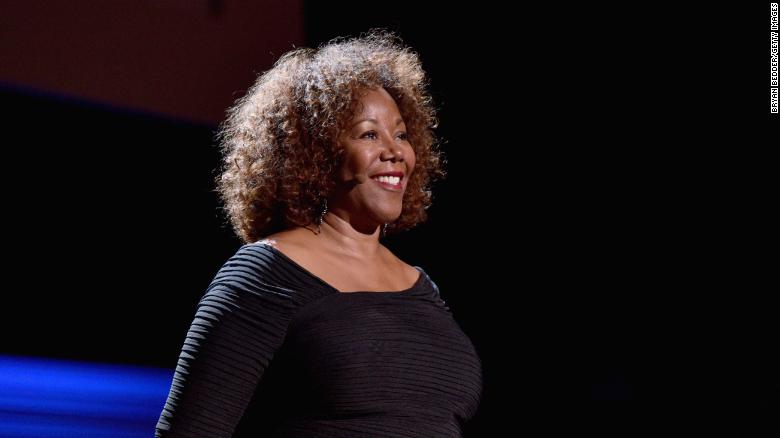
[281,298,483,419]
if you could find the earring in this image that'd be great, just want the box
[317,198,328,234]
[381,222,388,238]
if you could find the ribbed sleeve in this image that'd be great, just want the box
[155,245,302,438]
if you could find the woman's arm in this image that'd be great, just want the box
[155,245,298,437]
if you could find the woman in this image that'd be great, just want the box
[155,30,482,437]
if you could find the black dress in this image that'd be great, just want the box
[155,241,483,437]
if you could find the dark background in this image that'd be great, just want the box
[2,1,775,436]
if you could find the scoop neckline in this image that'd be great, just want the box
[250,241,425,295]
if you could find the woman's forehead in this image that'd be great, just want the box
[350,89,400,119]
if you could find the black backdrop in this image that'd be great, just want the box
[2,2,775,436]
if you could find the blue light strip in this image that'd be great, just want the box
[0,354,173,438]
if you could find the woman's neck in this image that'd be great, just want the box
[314,211,383,260]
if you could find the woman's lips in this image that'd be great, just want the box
[372,178,403,192]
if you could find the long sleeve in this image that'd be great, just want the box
[155,245,300,438]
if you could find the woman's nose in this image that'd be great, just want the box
[381,137,404,161]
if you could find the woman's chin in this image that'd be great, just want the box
[377,209,402,224]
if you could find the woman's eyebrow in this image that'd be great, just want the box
[351,118,405,127]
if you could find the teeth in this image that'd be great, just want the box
[373,175,401,185]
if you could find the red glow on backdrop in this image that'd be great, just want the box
[1,1,304,125]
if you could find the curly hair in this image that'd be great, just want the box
[214,29,446,244]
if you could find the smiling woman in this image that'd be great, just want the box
[215,30,445,245]
[330,86,417,234]
[155,29,483,437]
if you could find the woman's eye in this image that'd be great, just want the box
[360,131,408,140]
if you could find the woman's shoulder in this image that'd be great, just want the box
[381,251,442,299]
[207,237,319,299]
[379,245,426,287]
[207,241,280,288]
[222,238,283,270]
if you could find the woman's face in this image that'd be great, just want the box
[331,87,416,233]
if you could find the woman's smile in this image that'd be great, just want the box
[370,172,404,192]
[371,176,403,191]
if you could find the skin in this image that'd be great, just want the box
[263,87,420,293]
